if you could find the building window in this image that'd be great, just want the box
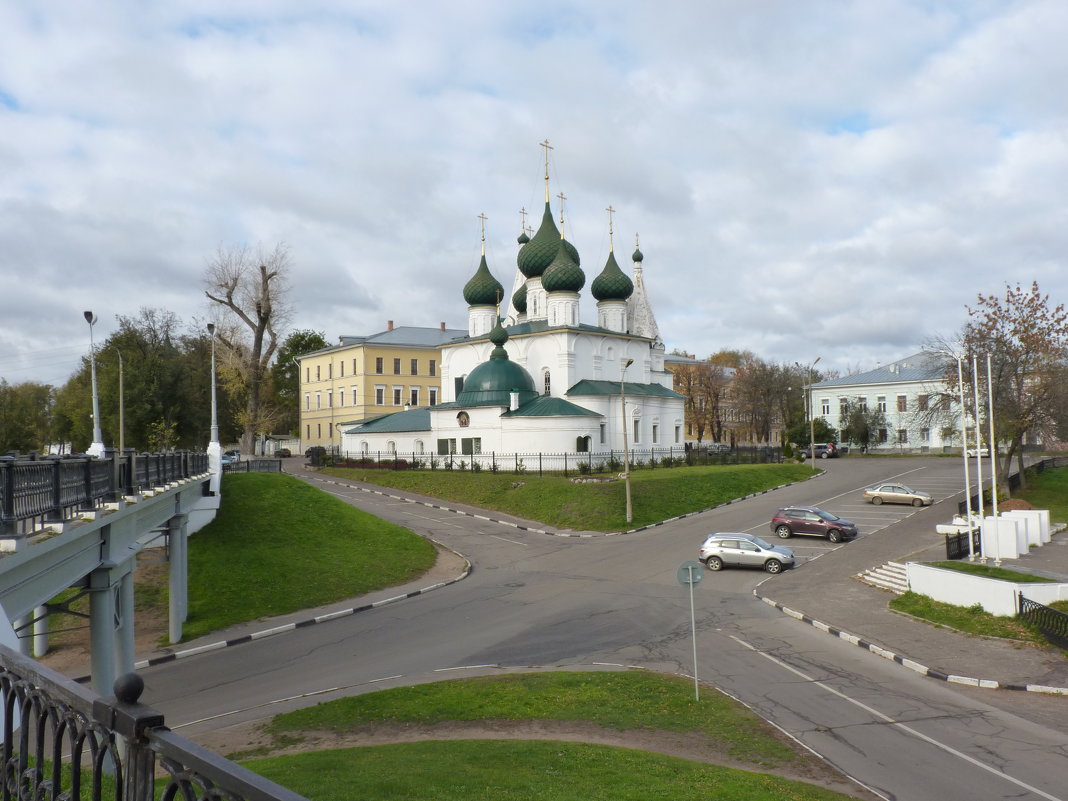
[393,386,402,405]
[387,440,396,454]
[917,394,929,411]
[316,365,321,380]
[839,397,848,417]
[652,424,659,444]
[317,423,321,438]
[897,395,907,412]
[410,387,419,406]
[304,393,310,410]
[633,418,640,444]
[877,396,886,412]
[859,396,868,412]
[878,428,887,443]
[340,362,344,377]
[352,385,357,405]
[305,367,310,382]
[361,441,369,455]
[687,423,693,436]
[328,363,332,379]
[375,386,385,405]
[460,437,481,455]
[415,440,424,454]
[327,390,332,408]
[543,370,551,396]
[897,429,908,443]
[576,436,590,453]
[821,398,830,415]
[375,357,383,374]
[353,358,357,374]
[674,425,681,443]
[328,423,333,437]
[306,424,310,439]
[920,428,930,442]
[437,438,457,455]
[600,423,606,444]
[429,359,437,376]
[455,376,464,397]
[393,358,401,375]
[429,388,438,406]
[457,411,470,427]
[411,358,418,376]
[339,389,345,407]
[315,393,321,410]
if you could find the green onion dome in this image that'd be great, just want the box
[518,202,580,278]
[542,239,585,293]
[632,246,644,263]
[512,282,528,314]
[455,319,538,407]
[462,253,504,306]
[591,250,634,301]
[518,231,530,245]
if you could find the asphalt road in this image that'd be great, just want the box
[143,457,1068,801]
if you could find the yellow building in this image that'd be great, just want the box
[298,321,466,451]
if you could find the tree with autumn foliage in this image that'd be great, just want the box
[204,243,293,454]
[669,354,731,444]
[935,282,1068,494]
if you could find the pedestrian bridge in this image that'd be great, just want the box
[0,449,220,697]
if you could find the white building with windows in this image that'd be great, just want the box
[341,160,685,460]
[807,352,966,452]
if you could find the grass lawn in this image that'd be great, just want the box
[321,463,814,531]
[243,671,857,801]
[247,740,857,801]
[889,592,1043,644]
[924,561,1056,583]
[1015,464,1068,524]
[182,473,436,639]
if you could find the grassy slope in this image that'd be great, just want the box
[322,463,814,531]
[183,473,436,639]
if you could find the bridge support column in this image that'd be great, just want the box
[89,561,119,697]
[32,605,49,657]
[168,514,189,644]
[14,614,32,657]
[89,559,137,697]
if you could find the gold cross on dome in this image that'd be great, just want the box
[606,205,615,249]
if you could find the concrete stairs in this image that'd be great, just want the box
[857,561,909,595]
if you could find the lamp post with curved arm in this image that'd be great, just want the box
[621,358,635,524]
[207,323,223,486]
[804,357,821,471]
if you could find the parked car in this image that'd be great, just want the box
[770,506,858,543]
[699,533,795,574]
[221,449,240,465]
[798,442,840,459]
[275,448,292,458]
[965,447,990,457]
[863,483,932,507]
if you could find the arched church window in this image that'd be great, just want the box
[543,370,551,396]
[457,411,470,427]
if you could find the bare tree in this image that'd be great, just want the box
[204,243,292,454]
[671,357,730,443]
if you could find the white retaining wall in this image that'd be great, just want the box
[907,563,1068,616]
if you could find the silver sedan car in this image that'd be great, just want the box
[863,483,932,507]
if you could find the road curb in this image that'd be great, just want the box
[754,592,1068,696]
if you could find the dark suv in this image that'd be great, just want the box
[798,443,839,459]
[770,506,858,543]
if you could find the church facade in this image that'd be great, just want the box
[341,155,685,461]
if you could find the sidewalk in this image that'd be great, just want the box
[757,504,1068,692]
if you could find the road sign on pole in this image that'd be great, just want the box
[677,561,703,700]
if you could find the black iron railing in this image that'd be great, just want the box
[944,529,982,560]
[223,459,283,474]
[1019,594,1068,650]
[0,451,210,537]
[0,643,307,801]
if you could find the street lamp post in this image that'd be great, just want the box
[207,323,223,485]
[805,357,821,471]
[621,358,634,524]
[84,311,105,457]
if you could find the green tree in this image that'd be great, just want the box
[0,380,56,452]
[270,329,328,436]
[838,398,887,450]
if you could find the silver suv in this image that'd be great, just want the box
[698,533,795,574]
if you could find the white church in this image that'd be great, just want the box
[341,153,685,461]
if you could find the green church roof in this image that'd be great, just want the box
[517,202,580,278]
[463,253,504,306]
[567,379,684,398]
[590,250,633,301]
[501,395,601,418]
[542,239,585,293]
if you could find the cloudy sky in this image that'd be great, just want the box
[2,0,1066,388]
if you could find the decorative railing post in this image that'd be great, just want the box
[92,673,164,800]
